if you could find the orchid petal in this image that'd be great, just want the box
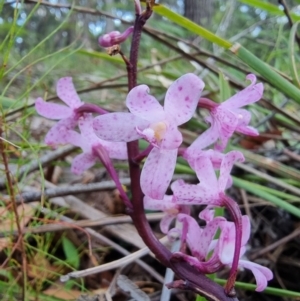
[184,125,219,160]
[141,148,177,199]
[44,117,77,146]
[35,98,72,119]
[200,217,225,258]
[238,260,273,292]
[78,114,99,147]
[93,113,149,142]
[104,141,128,160]
[234,109,252,126]
[205,149,225,169]
[171,180,218,205]
[177,214,205,259]
[218,224,234,264]
[161,123,182,150]
[164,73,204,125]
[126,85,165,122]
[218,151,244,191]
[221,74,263,109]
[64,130,83,148]
[212,108,238,152]
[241,215,251,246]
[199,207,215,222]
[194,156,218,188]
[71,153,96,175]
[56,77,83,108]
[236,125,259,136]
[168,228,181,242]
[160,213,178,234]
[144,195,176,211]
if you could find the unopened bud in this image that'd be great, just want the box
[98,26,134,48]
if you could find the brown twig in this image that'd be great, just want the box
[0,120,27,301]
[278,0,300,49]
[22,0,131,25]
[0,212,164,237]
[0,145,76,190]
[251,226,300,260]
[38,208,165,283]
[4,174,195,204]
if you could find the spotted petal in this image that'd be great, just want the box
[212,107,238,152]
[164,73,204,125]
[141,148,177,199]
[56,77,83,108]
[144,195,176,211]
[171,180,218,205]
[218,151,244,191]
[104,141,128,160]
[93,113,149,142]
[71,153,96,175]
[35,98,72,119]
[45,117,77,146]
[184,125,219,161]
[194,156,218,188]
[221,74,263,110]
[126,85,165,122]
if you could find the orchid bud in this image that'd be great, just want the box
[98,26,134,48]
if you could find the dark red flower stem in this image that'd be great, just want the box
[221,194,243,295]
[125,2,170,262]
[124,2,239,300]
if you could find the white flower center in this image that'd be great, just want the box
[142,121,168,145]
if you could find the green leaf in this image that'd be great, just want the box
[233,177,300,219]
[235,46,300,104]
[216,278,300,297]
[219,72,231,102]
[152,4,232,49]
[62,237,80,269]
[238,0,300,22]
[288,21,300,87]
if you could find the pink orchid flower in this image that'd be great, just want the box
[173,210,273,292]
[177,210,225,266]
[35,77,83,146]
[65,114,127,174]
[218,215,273,292]
[99,27,134,47]
[172,150,244,206]
[144,195,189,234]
[192,74,263,153]
[93,73,205,199]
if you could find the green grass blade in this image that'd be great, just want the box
[234,45,300,104]
[233,177,300,218]
[288,21,300,87]
[216,278,300,298]
[238,0,300,22]
[152,4,232,49]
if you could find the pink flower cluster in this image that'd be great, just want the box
[35,73,273,291]
[35,77,128,174]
